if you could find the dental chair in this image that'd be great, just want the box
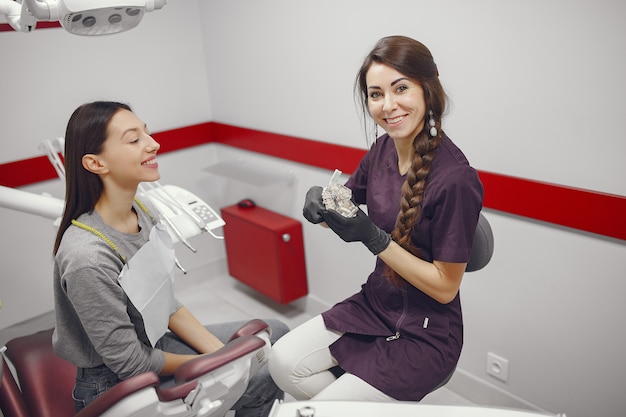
[0,319,271,417]
[1,352,29,417]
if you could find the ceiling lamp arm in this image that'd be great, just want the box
[22,0,57,21]
[0,0,36,32]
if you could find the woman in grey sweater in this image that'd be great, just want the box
[52,101,287,416]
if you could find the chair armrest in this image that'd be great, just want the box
[76,372,160,417]
[227,319,270,342]
[156,379,198,403]
[1,356,29,417]
[175,335,266,384]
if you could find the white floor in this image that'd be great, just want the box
[174,261,475,407]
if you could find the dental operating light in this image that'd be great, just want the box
[1,0,166,35]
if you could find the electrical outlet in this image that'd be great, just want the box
[487,352,509,382]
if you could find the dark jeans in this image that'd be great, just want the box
[73,364,120,411]
[74,319,289,417]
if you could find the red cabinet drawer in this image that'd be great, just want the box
[221,204,308,304]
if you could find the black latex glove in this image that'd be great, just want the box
[303,186,325,224]
[321,207,392,255]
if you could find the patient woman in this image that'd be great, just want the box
[52,101,288,416]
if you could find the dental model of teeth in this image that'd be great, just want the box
[322,169,358,218]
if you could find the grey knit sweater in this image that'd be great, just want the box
[52,202,180,379]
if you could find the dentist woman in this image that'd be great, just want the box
[52,101,287,416]
[269,36,484,402]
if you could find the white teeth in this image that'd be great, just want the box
[387,116,404,124]
[143,159,156,165]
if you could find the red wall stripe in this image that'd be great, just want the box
[1,121,624,240]
[478,171,625,241]
[153,123,214,153]
[0,22,61,32]
[0,156,58,187]
[209,123,626,241]
[210,123,366,174]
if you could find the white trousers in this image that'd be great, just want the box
[268,315,393,402]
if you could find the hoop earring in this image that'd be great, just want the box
[428,110,438,138]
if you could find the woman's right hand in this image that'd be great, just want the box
[302,186,325,224]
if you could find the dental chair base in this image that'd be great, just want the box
[268,401,565,417]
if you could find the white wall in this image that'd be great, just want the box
[0,0,211,325]
[0,0,211,164]
[1,1,625,417]
[197,1,626,417]
[200,0,626,197]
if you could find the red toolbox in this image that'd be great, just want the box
[221,204,308,304]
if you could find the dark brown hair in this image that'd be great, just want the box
[355,36,447,285]
[53,101,132,255]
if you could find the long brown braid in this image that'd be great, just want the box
[389,124,442,285]
[355,36,447,286]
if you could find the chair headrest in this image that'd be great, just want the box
[465,212,494,272]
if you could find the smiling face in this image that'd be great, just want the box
[91,109,161,189]
[365,62,427,144]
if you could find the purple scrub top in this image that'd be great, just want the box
[322,133,483,401]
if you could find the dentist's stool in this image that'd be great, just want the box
[465,211,494,273]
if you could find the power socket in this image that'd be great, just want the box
[487,352,509,382]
